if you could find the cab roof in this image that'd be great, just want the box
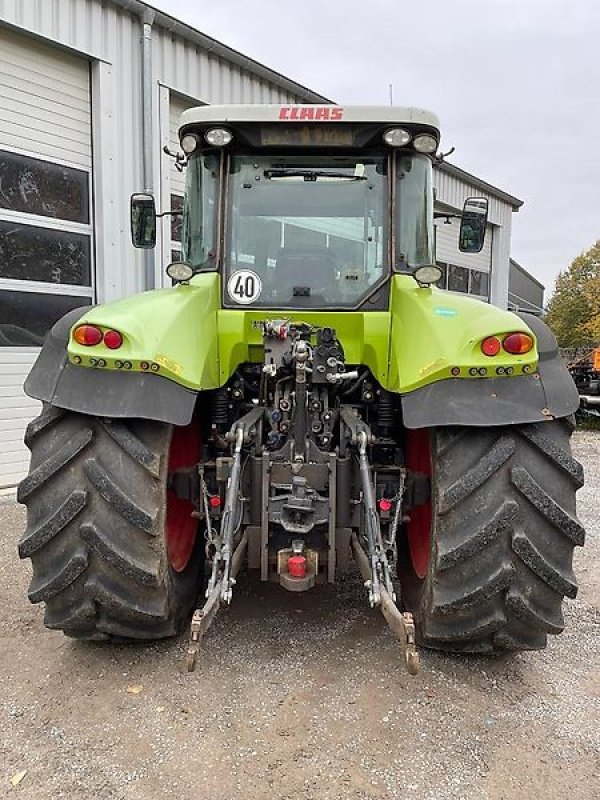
[179,104,440,133]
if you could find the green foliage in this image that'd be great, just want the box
[544,240,600,347]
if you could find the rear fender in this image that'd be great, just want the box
[400,311,579,428]
[24,274,223,425]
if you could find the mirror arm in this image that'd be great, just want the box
[433,146,455,166]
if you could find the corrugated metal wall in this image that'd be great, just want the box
[0,0,309,305]
[509,263,544,313]
[435,219,493,272]
[154,27,299,106]
[434,166,513,307]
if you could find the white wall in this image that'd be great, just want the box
[434,166,515,308]
[0,0,310,305]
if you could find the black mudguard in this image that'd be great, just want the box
[401,313,580,428]
[24,308,199,426]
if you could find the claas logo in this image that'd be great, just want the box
[279,106,344,121]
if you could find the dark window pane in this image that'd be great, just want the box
[0,150,89,223]
[470,269,490,297]
[0,220,91,285]
[448,264,469,293]
[171,194,183,242]
[0,290,91,347]
[435,261,447,288]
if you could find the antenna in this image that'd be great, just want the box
[388,83,393,106]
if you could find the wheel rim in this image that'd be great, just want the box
[166,420,200,572]
[405,428,432,580]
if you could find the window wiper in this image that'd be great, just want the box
[264,169,367,181]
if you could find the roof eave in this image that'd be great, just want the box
[438,161,524,211]
[108,0,332,103]
[509,258,545,290]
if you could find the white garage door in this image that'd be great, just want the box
[435,217,493,300]
[0,26,93,487]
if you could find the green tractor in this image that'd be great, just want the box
[18,105,584,673]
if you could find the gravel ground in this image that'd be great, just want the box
[1,431,599,800]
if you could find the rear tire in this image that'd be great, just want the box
[398,419,585,653]
[18,405,203,641]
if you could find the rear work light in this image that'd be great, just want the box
[73,324,103,346]
[503,332,534,355]
[481,336,501,356]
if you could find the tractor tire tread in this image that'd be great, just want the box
[404,420,584,653]
[19,408,201,641]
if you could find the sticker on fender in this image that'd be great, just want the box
[228,269,262,304]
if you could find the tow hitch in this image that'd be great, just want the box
[342,408,420,675]
[185,409,260,672]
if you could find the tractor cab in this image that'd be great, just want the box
[132,105,486,308]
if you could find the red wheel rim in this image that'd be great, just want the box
[405,428,432,579]
[166,420,200,572]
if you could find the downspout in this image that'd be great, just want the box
[141,8,156,291]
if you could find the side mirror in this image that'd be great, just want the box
[130,193,157,249]
[459,197,488,253]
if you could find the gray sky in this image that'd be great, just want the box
[151,0,599,296]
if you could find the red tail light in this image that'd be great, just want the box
[503,333,534,355]
[103,329,123,349]
[481,336,501,356]
[73,324,103,346]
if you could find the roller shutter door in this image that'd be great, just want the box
[0,26,93,487]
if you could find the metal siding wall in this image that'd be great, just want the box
[0,25,91,168]
[0,0,306,308]
[434,166,514,308]
[153,25,302,105]
[0,350,40,489]
[89,7,147,303]
[168,94,195,196]
[435,219,492,273]
[509,265,544,312]
[434,167,508,227]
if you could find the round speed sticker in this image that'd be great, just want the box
[227,269,262,304]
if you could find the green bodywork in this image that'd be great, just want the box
[67,273,538,395]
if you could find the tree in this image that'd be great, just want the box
[544,240,600,347]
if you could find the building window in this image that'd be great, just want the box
[469,269,490,298]
[0,149,93,347]
[0,221,91,285]
[0,151,89,223]
[448,264,469,293]
[0,290,91,347]
[170,194,183,261]
[435,261,448,289]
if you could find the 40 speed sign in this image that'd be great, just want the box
[227,269,262,304]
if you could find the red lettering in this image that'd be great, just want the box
[279,105,344,122]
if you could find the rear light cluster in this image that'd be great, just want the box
[73,324,123,350]
[481,332,534,357]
